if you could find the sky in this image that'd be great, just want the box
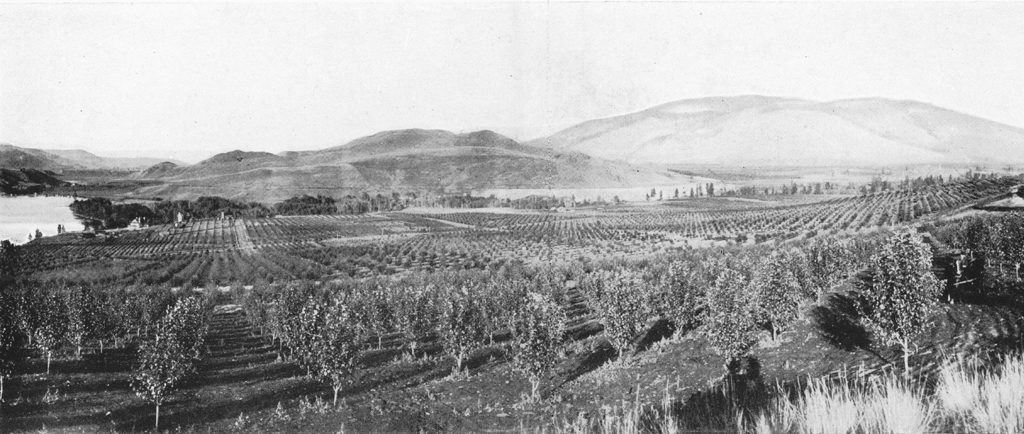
[2,2,1023,163]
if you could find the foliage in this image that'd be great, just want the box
[313,296,363,405]
[131,296,209,430]
[510,292,567,400]
[803,237,857,299]
[275,194,338,216]
[583,269,653,358]
[437,284,489,373]
[858,228,942,373]
[751,251,803,340]
[702,269,760,367]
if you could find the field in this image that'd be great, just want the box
[2,175,1024,433]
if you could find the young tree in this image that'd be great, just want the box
[659,260,706,334]
[132,323,188,431]
[33,292,68,375]
[858,228,942,375]
[702,269,760,371]
[131,297,208,431]
[804,237,856,300]
[752,252,802,341]
[390,282,438,359]
[0,280,23,402]
[437,284,488,373]
[313,296,363,406]
[510,292,567,401]
[584,269,651,359]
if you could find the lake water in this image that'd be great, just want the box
[0,195,87,244]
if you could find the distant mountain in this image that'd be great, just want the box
[135,129,682,202]
[530,96,1024,167]
[0,143,184,171]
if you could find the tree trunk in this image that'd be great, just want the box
[333,386,340,406]
[155,404,160,431]
[46,351,51,375]
[901,337,910,378]
[1016,263,1020,282]
[378,334,383,350]
[100,340,104,354]
[1,375,4,403]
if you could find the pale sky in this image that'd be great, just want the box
[2,2,1023,163]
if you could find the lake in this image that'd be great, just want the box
[0,195,88,244]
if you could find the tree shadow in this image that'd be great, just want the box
[633,318,677,355]
[668,356,774,431]
[810,292,873,353]
[555,339,617,388]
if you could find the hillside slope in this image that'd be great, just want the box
[530,96,1024,166]
[0,143,181,171]
[135,129,681,202]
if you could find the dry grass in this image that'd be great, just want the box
[527,353,1024,434]
[936,353,1024,434]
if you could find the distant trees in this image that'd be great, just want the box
[275,195,337,215]
[70,197,156,228]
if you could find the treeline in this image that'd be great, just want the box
[70,197,157,228]
[151,197,274,223]
[69,196,274,229]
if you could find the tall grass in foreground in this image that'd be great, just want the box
[524,353,1024,433]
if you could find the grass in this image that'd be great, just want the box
[516,351,1024,434]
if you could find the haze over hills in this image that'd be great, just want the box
[530,96,1024,167]
[0,143,184,171]
[134,129,683,202]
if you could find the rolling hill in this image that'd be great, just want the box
[134,129,683,202]
[529,96,1024,167]
[0,143,182,171]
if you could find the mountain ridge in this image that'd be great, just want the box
[134,129,682,202]
[0,143,186,171]
[529,96,1024,166]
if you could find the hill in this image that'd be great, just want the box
[530,96,1024,167]
[0,143,182,171]
[0,168,69,194]
[135,129,682,202]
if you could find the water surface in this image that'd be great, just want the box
[0,195,86,244]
